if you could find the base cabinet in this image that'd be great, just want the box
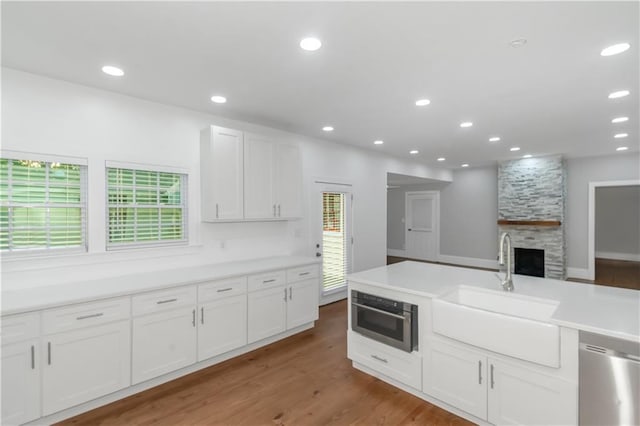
[423,337,577,425]
[42,321,131,416]
[286,278,319,329]
[198,294,248,360]
[248,286,287,344]
[1,340,41,425]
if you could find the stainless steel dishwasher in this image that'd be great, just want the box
[580,331,640,425]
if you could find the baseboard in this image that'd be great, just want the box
[437,254,499,270]
[595,251,640,262]
[387,249,407,257]
[566,267,589,280]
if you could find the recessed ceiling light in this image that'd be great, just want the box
[523,154,532,158]
[612,117,629,123]
[509,39,527,48]
[437,157,446,162]
[300,37,322,51]
[609,90,630,99]
[460,122,473,128]
[510,147,521,152]
[489,137,501,142]
[616,146,629,151]
[210,95,227,104]
[600,43,631,57]
[409,150,419,155]
[374,140,384,145]
[461,163,469,168]
[101,65,124,77]
[415,99,431,106]
[614,133,628,138]
[322,126,334,132]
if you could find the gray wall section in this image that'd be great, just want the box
[595,185,640,256]
[386,166,498,261]
[566,153,640,269]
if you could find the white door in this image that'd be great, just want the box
[313,181,353,305]
[132,307,197,384]
[286,279,319,329]
[405,191,438,261]
[198,294,248,361]
[1,340,41,424]
[244,133,275,219]
[247,286,287,343]
[42,321,131,416]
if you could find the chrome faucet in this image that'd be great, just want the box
[498,232,514,291]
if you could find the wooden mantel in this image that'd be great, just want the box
[498,220,561,226]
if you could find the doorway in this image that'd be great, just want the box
[313,181,353,305]
[405,191,439,261]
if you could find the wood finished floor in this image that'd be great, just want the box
[58,300,471,426]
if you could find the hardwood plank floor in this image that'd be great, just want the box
[58,300,471,426]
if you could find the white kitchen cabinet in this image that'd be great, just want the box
[273,142,302,218]
[488,358,577,425]
[42,320,131,416]
[1,340,40,424]
[132,306,197,384]
[286,278,319,329]
[198,294,247,360]
[248,285,288,343]
[423,337,577,425]
[201,125,244,221]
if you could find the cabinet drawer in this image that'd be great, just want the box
[247,270,286,292]
[286,264,320,283]
[43,297,130,335]
[198,277,247,303]
[348,331,422,390]
[132,286,196,317]
[1,312,40,345]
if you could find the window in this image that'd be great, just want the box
[106,166,187,249]
[0,157,87,253]
[321,192,352,293]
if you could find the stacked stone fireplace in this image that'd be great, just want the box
[498,156,566,280]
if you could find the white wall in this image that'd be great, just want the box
[1,68,451,289]
[386,187,405,251]
[595,185,640,261]
[566,154,640,271]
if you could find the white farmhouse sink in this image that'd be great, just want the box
[432,285,561,367]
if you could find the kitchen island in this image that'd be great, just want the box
[347,260,639,426]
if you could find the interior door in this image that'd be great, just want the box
[405,191,438,261]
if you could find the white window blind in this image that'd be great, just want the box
[0,157,87,253]
[322,192,351,293]
[106,167,187,249]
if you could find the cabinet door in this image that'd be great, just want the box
[286,279,319,329]
[1,340,40,424]
[42,321,131,416]
[488,359,577,426]
[247,286,287,344]
[423,339,487,420]
[132,307,197,384]
[273,143,302,218]
[201,126,244,221]
[198,294,247,361]
[244,133,275,219]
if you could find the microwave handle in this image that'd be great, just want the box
[352,302,407,320]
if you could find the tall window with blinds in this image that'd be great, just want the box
[0,157,87,253]
[107,167,187,249]
[322,192,350,293]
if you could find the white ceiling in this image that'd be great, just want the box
[2,2,638,168]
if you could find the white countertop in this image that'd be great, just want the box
[1,256,319,316]
[348,261,640,342]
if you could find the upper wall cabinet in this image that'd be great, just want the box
[244,133,302,220]
[201,126,244,221]
[201,126,302,222]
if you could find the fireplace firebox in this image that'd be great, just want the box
[514,248,545,278]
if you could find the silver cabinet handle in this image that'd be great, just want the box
[48,342,51,365]
[31,345,35,369]
[192,309,196,327]
[273,204,276,217]
[278,204,281,217]
[76,312,104,320]
[263,279,275,284]
[371,354,388,363]
[201,307,204,324]
[478,360,482,384]
[217,287,233,293]
[289,287,292,300]
[299,272,310,276]
[284,288,287,302]
[490,364,495,389]
[157,298,178,305]
[352,302,406,320]
[216,203,219,219]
